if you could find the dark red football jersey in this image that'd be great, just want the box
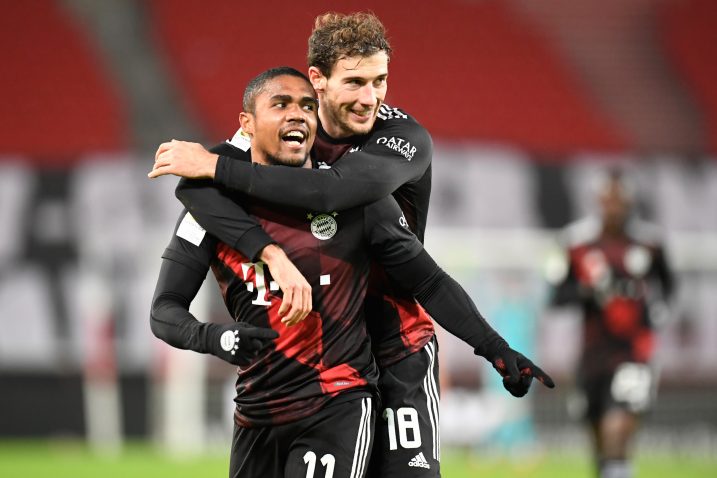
[553,219,674,379]
[177,103,437,367]
[311,105,435,366]
[163,192,424,427]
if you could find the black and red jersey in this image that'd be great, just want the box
[161,193,424,427]
[309,107,435,365]
[551,218,675,379]
[176,104,436,366]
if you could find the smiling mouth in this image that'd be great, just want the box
[350,109,372,118]
[281,130,307,147]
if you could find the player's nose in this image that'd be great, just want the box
[285,103,307,122]
[357,84,378,108]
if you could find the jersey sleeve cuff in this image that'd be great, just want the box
[473,332,506,359]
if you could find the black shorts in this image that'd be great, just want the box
[229,396,375,478]
[580,362,656,422]
[368,336,441,478]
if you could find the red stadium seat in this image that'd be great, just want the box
[0,1,127,161]
[149,0,625,154]
[659,0,717,154]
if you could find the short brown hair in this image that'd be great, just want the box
[307,12,392,77]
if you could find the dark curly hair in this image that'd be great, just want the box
[307,12,392,77]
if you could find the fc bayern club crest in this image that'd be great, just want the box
[308,212,338,240]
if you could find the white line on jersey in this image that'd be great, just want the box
[350,398,372,478]
[424,341,441,461]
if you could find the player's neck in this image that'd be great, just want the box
[318,108,342,139]
[250,148,271,166]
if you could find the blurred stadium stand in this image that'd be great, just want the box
[660,0,717,152]
[0,1,127,158]
[1,0,715,456]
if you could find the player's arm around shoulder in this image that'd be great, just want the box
[149,139,219,180]
[290,113,434,212]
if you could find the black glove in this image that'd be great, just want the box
[476,335,555,397]
[205,322,279,366]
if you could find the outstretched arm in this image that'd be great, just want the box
[386,249,554,396]
[365,197,555,397]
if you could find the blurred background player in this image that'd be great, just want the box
[548,168,675,478]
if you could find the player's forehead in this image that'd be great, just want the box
[256,75,317,104]
[329,51,389,79]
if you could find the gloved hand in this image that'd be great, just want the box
[205,322,279,366]
[476,336,555,397]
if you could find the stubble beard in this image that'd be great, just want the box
[321,97,377,138]
[265,152,309,168]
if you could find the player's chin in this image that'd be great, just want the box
[345,117,376,135]
[274,149,309,167]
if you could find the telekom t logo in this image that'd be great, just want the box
[241,261,330,306]
[241,262,272,306]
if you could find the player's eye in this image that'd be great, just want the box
[303,103,316,111]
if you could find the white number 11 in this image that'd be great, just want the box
[304,451,335,478]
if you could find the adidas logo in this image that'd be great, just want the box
[408,452,430,469]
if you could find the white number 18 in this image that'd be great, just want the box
[384,407,421,450]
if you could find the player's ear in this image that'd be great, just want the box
[239,112,255,136]
[308,67,327,93]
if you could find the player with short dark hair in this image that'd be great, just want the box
[549,169,675,478]
[149,12,553,476]
[151,67,552,478]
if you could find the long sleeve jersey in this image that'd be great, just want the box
[175,104,436,365]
